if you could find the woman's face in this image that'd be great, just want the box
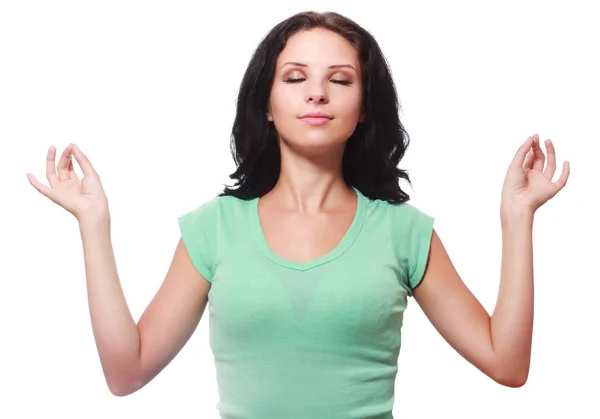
[267,28,364,154]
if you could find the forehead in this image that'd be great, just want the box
[277,28,359,69]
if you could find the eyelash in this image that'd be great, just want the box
[284,77,353,86]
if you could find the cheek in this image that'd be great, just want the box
[349,91,363,115]
[269,87,294,118]
[335,86,362,116]
[337,103,362,129]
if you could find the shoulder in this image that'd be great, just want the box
[384,201,435,248]
[368,197,434,226]
[377,200,435,292]
[391,200,431,216]
[178,194,247,223]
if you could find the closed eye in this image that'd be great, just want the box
[284,77,353,86]
[284,77,305,83]
[332,79,352,86]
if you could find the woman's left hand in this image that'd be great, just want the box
[501,134,570,215]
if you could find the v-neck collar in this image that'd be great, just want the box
[249,186,367,271]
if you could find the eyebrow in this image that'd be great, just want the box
[280,61,357,71]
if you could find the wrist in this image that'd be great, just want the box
[500,205,534,230]
[78,211,111,232]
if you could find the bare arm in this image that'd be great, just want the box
[28,144,212,396]
[413,135,569,387]
[491,211,535,383]
[134,237,211,394]
[80,217,211,396]
[79,216,141,395]
[413,223,532,388]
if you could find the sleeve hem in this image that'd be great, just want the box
[178,216,213,283]
[408,215,435,292]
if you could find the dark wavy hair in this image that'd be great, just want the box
[218,11,412,204]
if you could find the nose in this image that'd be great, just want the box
[308,93,328,104]
[306,83,329,104]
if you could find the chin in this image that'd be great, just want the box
[283,135,348,155]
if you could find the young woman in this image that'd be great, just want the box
[27,10,569,419]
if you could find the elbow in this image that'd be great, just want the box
[497,373,528,388]
[490,364,529,388]
[109,387,127,397]
[106,371,143,397]
[487,349,531,388]
[108,379,140,397]
[109,384,130,397]
[108,379,132,397]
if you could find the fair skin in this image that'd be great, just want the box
[261,27,365,262]
[27,27,570,395]
[27,146,210,396]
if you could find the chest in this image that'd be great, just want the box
[258,206,356,264]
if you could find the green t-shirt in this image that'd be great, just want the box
[178,186,435,419]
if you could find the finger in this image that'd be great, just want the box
[553,160,570,192]
[57,144,74,181]
[67,155,79,182]
[72,144,98,178]
[532,135,545,172]
[523,149,534,170]
[27,173,54,200]
[511,135,534,168]
[543,139,557,180]
[45,146,59,187]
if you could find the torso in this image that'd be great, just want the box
[256,190,357,264]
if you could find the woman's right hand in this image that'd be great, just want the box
[27,144,109,224]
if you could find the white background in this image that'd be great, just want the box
[1,0,598,418]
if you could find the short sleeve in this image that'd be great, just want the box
[177,198,219,283]
[392,203,435,295]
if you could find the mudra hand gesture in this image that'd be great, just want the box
[27,144,109,223]
[501,134,570,215]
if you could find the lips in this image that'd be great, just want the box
[299,111,332,119]
[299,117,331,126]
[299,112,333,126]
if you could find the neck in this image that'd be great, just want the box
[265,141,354,214]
